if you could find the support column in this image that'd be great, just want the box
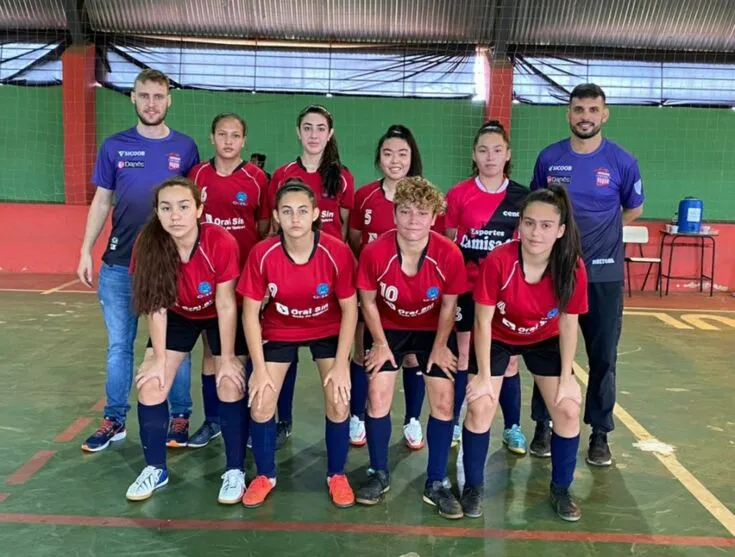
[61,44,97,205]
[485,56,514,135]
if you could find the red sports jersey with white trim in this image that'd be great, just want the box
[473,240,588,345]
[237,232,356,342]
[356,230,467,331]
[130,223,241,320]
[269,159,355,240]
[350,180,447,248]
[188,160,268,265]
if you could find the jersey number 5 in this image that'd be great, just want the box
[364,209,372,225]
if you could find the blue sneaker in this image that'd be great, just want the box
[502,424,527,455]
[187,421,221,449]
[126,466,169,501]
[81,417,126,453]
[166,414,189,448]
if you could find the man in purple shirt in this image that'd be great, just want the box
[77,69,200,452]
[529,84,644,468]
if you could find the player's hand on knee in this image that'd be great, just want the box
[364,344,396,378]
[554,374,582,407]
[427,344,457,381]
[248,368,275,410]
[466,373,495,404]
[323,364,351,406]
[216,355,245,392]
[135,358,166,391]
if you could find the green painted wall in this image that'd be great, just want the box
[0,86,65,202]
[3,85,735,222]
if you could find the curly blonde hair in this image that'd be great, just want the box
[393,176,446,214]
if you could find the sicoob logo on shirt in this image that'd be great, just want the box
[235,191,248,205]
[547,308,559,318]
[425,286,440,301]
[198,281,213,297]
[314,282,330,299]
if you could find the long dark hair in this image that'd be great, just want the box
[297,105,342,198]
[520,185,582,312]
[373,124,423,177]
[133,177,202,315]
[275,178,322,232]
[472,119,512,177]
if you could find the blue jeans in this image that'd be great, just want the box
[98,263,192,423]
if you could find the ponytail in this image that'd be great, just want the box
[132,177,202,315]
[132,217,179,315]
[520,185,582,311]
[319,136,342,198]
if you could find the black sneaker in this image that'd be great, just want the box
[586,432,612,466]
[187,420,221,448]
[460,485,484,518]
[355,469,391,505]
[275,421,292,450]
[422,480,463,520]
[529,421,552,458]
[550,483,581,522]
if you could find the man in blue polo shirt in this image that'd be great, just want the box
[529,83,644,466]
[77,69,200,452]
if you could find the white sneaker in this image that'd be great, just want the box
[349,415,366,447]
[451,424,462,448]
[217,469,246,504]
[403,418,424,450]
[126,466,168,501]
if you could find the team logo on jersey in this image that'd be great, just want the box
[314,282,330,298]
[235,191,248,204]
[547,308,559,318]
[268,282,278,297]
[595,167,611,187]
[168,152,181,171]
[198,281,213,297]
[425,286,440,301]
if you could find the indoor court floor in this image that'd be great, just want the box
[0,274,733,556]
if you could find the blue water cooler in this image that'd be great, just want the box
[677,197,703,233]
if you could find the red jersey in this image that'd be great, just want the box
[473,241,588,345]
[188,159,268,266]
[130,223,241,320]
[445,177,529,289]
[349,180,447,248]
[356,230,467,331]
[269,159,355,240]
[237,231,356,342]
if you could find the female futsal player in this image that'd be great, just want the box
[354,177,467,520]
[444,120,530,453]
[185,113,269,450]
[267,105,356,447]
[238,179,358,509]
[347,124,427,450]
[125,177,248,503]
[462,185,587,521]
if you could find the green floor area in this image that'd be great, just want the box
[0,292,732,556]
